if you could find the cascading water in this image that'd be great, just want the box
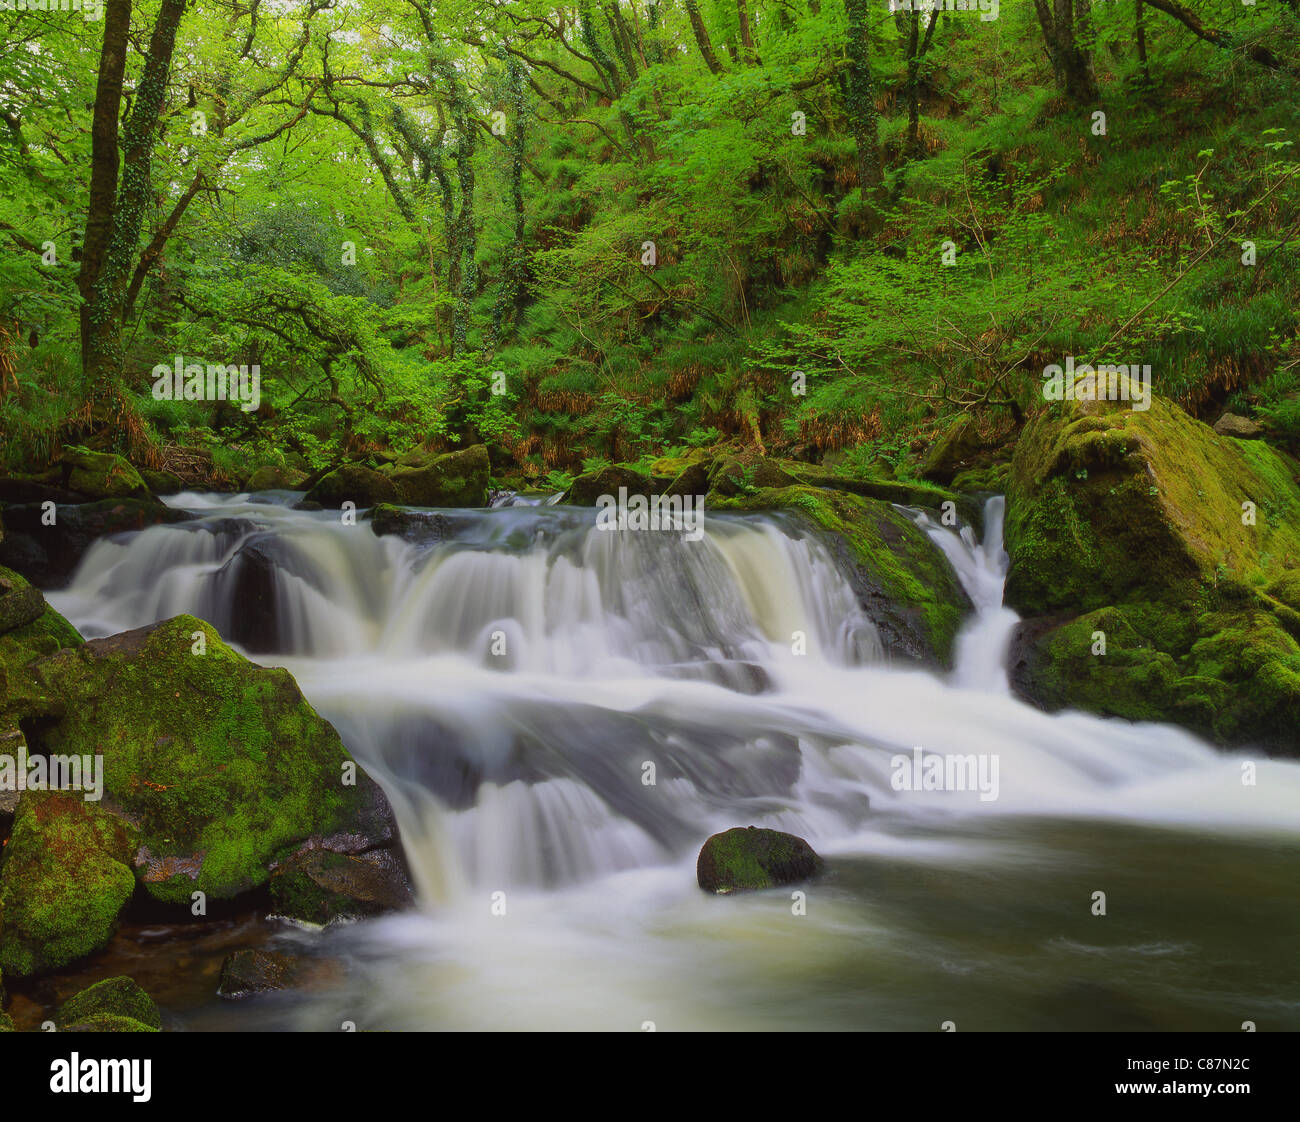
[48,490,1300,1031]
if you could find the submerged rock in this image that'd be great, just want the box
[1005,385,1300,751]
[217,949,303,999]
[697,826,823,894]
[57,976,162,1031]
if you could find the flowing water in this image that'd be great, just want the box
[49,492,1300,1031]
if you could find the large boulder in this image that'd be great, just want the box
[713,485,972,667]
[1005,381,1300,751]
[388,444,490,507]
[61,449,153,502]
[0,498,193,588]
[304,464,398,509]
[697,826,823,894]
[0,614,402,976]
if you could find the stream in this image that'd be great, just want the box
[47,491,1300,1031]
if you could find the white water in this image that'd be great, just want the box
[48,490,1300,1030]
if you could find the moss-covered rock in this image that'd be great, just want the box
[696,826,823,894]
[712,485,972,666]
[920,417,988,485]
[707,452,800,497]
[367,504,453,543]
[0,1013,15,1032]
[0,793,137,977]
[22,615,397,905]
[245,465,307,492]
[269,849,412,926]
[62,1013,158,1032]
[57,976,162,1031]
[60,449,152,502]
[304,464,398,509]
[1005,387,1300,751]
[139,468,186,496]
[388,444,490,507]
[0,566,82,729]
[561,464,654,506]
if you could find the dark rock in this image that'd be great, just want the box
[368,504,453,543]
[697,826,824,894]
[217,949,304,999]
[561,465,654,506]
[0,499,194,588]
[270,848,413,926]
[388,444,490,507]
[304,464,398,509]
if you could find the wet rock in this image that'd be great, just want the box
[10,615,400,919]
[304,464,398,509]
[61,1014,158,1032]
[388,443,490,507]
[368,504,453,543]
[217,949,303,999]
[1006,385,1300,750]
[57,976,162,1031]
[270,848,413,926]
[697,826,824,894]
[0,498,193,588]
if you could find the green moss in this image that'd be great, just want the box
[62,448,150,502]
[696,826,823,894]
[57,976,162,1030]
[62,1013,158,1033]
[28,615,374,903]
[0,793,137,977]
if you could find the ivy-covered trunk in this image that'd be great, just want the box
[79,0,188,414]
[843,0,882,201]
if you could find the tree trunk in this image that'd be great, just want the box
[1033,0,1099,103]
[844,0,882,200]
[684,0,723,75]
[76,0,131,386]
[81,0,189,408]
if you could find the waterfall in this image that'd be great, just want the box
[47,489,1300,1031]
